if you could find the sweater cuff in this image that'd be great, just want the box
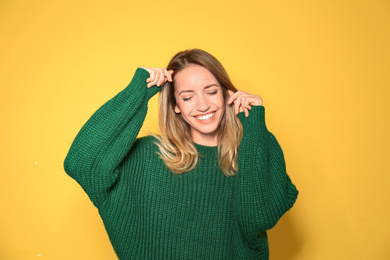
[238,106,267,136]
[131,68,161,101]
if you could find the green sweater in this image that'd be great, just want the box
[64,68,298,260]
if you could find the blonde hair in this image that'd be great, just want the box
[152,49,243,176]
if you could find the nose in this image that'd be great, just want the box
[196,95,210,112]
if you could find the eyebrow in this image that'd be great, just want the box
[179,84,220,95]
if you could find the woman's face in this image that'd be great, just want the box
[174,64,225,146]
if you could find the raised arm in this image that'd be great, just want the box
[64,68,172,207]
[229,91,298,242]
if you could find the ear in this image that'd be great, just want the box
[174,105,181,114]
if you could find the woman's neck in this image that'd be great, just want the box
[191,132,218,147]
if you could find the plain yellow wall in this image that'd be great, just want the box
[1,0,389,259]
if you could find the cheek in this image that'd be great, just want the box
[217,95,226,116]
[176,100,194,114]
[216,93,225,108]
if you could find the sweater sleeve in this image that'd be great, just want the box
[234,106,298,240]
[64,68,160,208]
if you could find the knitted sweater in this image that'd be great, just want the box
[64,68,298,260]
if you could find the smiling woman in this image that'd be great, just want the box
[173,65,226,146]
[64,48,298,259]
[154,49,253,176]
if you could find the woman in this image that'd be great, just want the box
[64,49,298,259]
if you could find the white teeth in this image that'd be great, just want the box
[196,112,215,120]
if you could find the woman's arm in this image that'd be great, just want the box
[229,91,298,242]
[64,68,172,208]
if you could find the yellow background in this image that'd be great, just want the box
[1,0,389,259]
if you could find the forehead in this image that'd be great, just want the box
[174,64,219,91]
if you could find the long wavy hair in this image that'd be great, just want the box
[152,49,243,176]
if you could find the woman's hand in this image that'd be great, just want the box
[141,66,174,88]
[227,90,263,117]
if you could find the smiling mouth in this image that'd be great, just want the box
[195,112,216,122]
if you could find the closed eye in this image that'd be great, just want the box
[208,90,218,95]
[183,96,193,101]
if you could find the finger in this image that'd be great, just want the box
[158,70,165,86]
[244,107,249,117]
[234,96,242,114]
[241,97,249,117]
[230,91,247,105]
[154,69,161,86]
[227,91,238,105]
[151,70,160,86]
[146,73,155,87]
[243,97,252,110]
[147,70,156,87]
[148,71,159,87]
[164,69,173,82]
[159,69,168,85]
[157,70,165,86]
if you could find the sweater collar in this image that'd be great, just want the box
[193,142,218,157]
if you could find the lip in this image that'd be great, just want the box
[194,111,216,124]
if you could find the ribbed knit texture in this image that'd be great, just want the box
[64,68,298,260]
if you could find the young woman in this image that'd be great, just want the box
[64,49,298,259]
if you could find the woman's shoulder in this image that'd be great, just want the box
[133,135,159,150]
[121,135,161,166]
